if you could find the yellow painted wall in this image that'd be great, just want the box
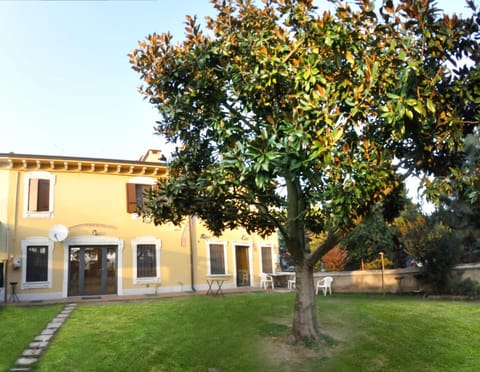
[1,154,278,301]
[0,169,9,260]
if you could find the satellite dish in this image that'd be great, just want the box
[49,224,69,242]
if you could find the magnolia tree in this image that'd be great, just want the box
[130,0,479,341]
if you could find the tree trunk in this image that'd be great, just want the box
[291,262,320,342]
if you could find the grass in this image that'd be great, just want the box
[0,303,63,371]
[2,293,480,371]
[316,295,480,371]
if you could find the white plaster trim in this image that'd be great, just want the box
[23,172,56,218]
[16,291,64,302]
[232,241,253,288]
[127,177,156,185]
[205,240,228,275]
[132,237,161,285]
[21,237,54,290]
[122,284,182,296]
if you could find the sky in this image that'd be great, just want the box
[0,0,474,162]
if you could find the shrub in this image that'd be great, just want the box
[364,256,394,270]
[419,232,461,294]
[448,273,480,298]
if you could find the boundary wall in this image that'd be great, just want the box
[313,263,480,294]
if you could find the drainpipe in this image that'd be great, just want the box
[2,260,6,304]
[4,226,9,304]
[188,216,196,292]
[380,252,385,296]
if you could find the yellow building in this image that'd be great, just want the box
[0,150,278,302]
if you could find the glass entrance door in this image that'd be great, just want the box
[69,246,117,296]
[235,245,250,287]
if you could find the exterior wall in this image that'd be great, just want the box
[0,153,278,302]
[0,170,10,261]
[0,169,9,301]
[314,264,480,294]
[453,263,480,283]
[315,267,421,294]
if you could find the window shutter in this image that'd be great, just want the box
[210,244,225,274]
[261,246,273,273]
[28,178,39,211]
[37,179,50,212]
[126,183,137,213]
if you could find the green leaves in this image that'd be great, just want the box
[130,0,479,255]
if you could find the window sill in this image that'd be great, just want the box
[22,281,51,289]
[134,277,160,285]
[23,212,54,219]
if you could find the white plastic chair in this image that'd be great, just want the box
[260,273,274,289]
[316,276,333,296]
[287,273,296,290]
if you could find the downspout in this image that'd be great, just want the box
[188,216,196,292]
[4,171,19,304]
[9,171,20,303]
[4,226,9,304]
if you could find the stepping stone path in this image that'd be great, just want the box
[10,303,77,371]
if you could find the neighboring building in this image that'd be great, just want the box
[0,150,278,302]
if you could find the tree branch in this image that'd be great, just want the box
[282,38,305,64]
[307,228,346,267]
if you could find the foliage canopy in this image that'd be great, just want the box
[131,0,480,340]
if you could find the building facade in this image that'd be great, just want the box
[0,150,278,302]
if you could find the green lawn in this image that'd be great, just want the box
[2,294,480,371]
[0,303,63,371]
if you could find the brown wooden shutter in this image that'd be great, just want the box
[210,244,225,274]
[37,179,50,211]
[126,183,137,213]
[28,178,39,211]
[261,246,273,273]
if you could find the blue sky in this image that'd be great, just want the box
[0,0,473,161]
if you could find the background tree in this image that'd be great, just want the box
[393,201,429,266]
[341,190,407,270]
[130,0,480,342]
[435,133,480,262]
[320,245,348,271]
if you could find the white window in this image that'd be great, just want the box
[207,241,228,275]
[21,237,54,289]
[23,172,55,218]
[132,237,161,284]
[126,177,156,215]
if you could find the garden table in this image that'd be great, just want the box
[267,272,295,288]
[206,274,231,296]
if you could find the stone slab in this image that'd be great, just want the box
[47,321,63,329]
[30,341,48,349]
[35,334,53,342]
[23,348,43,356]
[41,328,56,335]
[16,357,38,366]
